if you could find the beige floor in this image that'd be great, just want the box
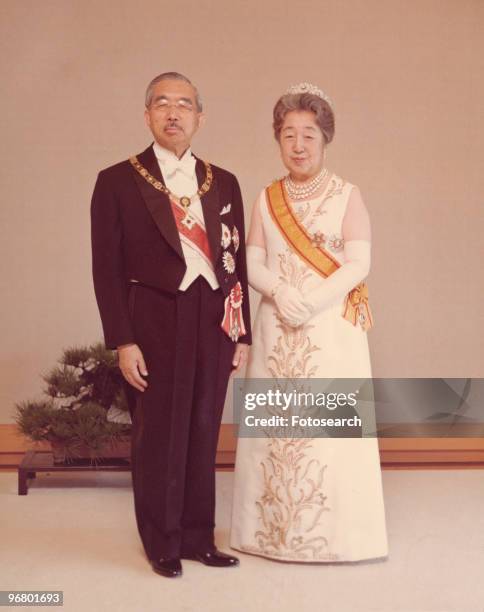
[1,468,483,612]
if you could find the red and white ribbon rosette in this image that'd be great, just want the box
[221,281,246,342]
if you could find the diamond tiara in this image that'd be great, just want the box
[285,82,334,110]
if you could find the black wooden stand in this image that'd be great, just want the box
[18,450,131,495]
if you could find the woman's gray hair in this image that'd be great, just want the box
[273,93,335,144]
[145,72,203,111]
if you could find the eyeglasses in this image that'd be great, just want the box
[151,99,194,113]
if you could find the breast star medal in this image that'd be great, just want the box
[311,230,326,248]
[232,226,240,252]
[222,251,236,274]
[221,223,232,249]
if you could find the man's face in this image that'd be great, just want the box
[144,79,204,157]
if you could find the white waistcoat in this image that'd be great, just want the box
[153,142,219,291]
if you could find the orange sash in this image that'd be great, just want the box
[265,180,373,331]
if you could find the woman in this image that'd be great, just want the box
[230,83,388,562]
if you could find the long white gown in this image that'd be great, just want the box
[230,173,389,562]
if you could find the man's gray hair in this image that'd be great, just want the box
[145,72,203,111]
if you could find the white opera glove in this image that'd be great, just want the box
[301,240,371,323]
[247,245,281,298]
[247,245,311,326]
[273,283,313,325]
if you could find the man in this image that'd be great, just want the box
[90,72,251,578]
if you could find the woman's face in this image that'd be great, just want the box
[278,110,325,181]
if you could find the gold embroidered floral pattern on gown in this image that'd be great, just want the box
[254,438,332,560]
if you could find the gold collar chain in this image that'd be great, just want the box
[129,156,213,209]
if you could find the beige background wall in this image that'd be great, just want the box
[1,0,482,424]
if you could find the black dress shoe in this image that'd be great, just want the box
[183,549,239,567]
[151,557,182,578]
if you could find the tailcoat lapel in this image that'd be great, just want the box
[131,145,184,261]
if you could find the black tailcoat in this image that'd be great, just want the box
[91,143,251,349]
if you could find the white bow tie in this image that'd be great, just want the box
[161,154,196,178]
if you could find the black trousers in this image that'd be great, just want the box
[123,276,235,560]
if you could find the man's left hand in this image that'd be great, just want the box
[231,343,250,375]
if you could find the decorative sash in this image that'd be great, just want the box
[265,179,373,331]
[170,197,213,265]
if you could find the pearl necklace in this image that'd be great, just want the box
[284,167,329,201]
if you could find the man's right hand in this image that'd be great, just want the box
[117,343,149,392]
